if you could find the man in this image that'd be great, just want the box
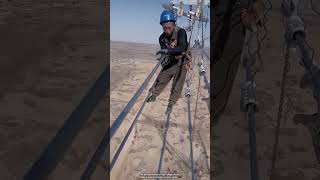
[146,10,191,115]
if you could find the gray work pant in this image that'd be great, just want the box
[150,62,187,105]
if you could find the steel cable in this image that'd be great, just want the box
[105,91,152,172]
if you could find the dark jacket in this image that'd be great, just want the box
[159,27,188,64]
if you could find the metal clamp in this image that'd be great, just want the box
[185,86,191,97]
[240,81,257,112]
[281,1,305,41]
[200,63,206,74]
[185,70,192,97]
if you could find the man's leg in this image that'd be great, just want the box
[168,64,188,106]
[147,67,173,102]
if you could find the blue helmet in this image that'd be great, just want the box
[160,10,176,24]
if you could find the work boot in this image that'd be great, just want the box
[146,93,156,103]
[165,104,173,115]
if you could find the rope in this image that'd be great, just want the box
[193,57,209,135]
[190,3,208,147]
[192,4,209,131]
[202,49,210,62]
[186,23,211,177]
[269,0,295,176]
[192,63,202,135]
[270,40,290,176]
[186,70,196,180]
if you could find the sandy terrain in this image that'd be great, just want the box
[110,41,210,179]
[213,1,320,180]
[0,1,108,180]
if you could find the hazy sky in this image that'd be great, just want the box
[171,0,210,4]
[110,0,210,46]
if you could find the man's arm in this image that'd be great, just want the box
[167,29,188,55]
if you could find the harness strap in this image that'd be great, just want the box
[162,26,191,66]
[162,26,180,48]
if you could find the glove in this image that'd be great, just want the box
[160,56,170,67]
[156,49,169,55]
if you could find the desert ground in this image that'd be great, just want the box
[110,41,210,179]
[0,1,108,180]
[213,1,320,180]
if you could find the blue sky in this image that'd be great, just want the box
[110,0,210,46]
